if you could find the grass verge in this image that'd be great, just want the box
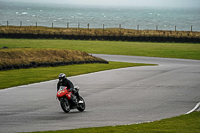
[1,39,200,60]
[0,62,154,89]
[26,112,200,133]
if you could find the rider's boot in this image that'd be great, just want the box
[75,92,83,103]
[72,95,78,106]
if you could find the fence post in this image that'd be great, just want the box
[175,26,176,31]
[52,22,53,28]
[191,25,192,32]
[36,22,37,27]
[119,24,121,35]
[137,25,139,30]
[78,23,80,29]
[103,24,104,34]
[87,23,89,30]
[156,25,158,31]
[7,21,8,26]
[20,21,22,27]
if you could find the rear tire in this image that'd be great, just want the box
[77,96,85,112]
[60,98,70,113]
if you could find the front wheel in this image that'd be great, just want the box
[60,98,70,113]
[77,96,85,112]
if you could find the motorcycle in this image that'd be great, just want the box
[56,86,85,113]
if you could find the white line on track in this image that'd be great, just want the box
[186,102,200,114]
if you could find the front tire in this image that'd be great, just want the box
[77,96,85,112]
[60,98,70,113]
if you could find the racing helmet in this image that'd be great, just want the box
[58,73,66,82]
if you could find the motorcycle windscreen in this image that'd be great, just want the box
[57,86,68,97]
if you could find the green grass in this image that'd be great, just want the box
[0,62,154,89]
[26,112,200,133]
[1,39,200,60]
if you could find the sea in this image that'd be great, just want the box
[0,1,200,31]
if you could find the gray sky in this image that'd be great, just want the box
[4,0,200,8]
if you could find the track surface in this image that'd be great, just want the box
[0,54,200,132]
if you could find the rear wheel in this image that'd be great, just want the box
[77,96,85,112]
[60,98,70,113]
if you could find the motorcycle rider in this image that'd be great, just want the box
[57,73,80,105]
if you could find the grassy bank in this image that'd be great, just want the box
[1,26,200,38]
[28,112,200,133]
[0,48,106,67]
[0,62,154,89]
[1,39,200,60]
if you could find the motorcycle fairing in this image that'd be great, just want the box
[57,86,72,100]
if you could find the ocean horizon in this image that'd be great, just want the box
[0,1,200,31]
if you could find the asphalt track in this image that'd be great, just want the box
[0,54,200,133]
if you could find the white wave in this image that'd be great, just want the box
[32,15,36,17]
[22,12,28,15]
[16,12,19,14]
[40,10,43,12]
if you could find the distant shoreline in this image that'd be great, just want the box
[1,1,200,32]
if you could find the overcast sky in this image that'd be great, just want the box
[3,0,200,8]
